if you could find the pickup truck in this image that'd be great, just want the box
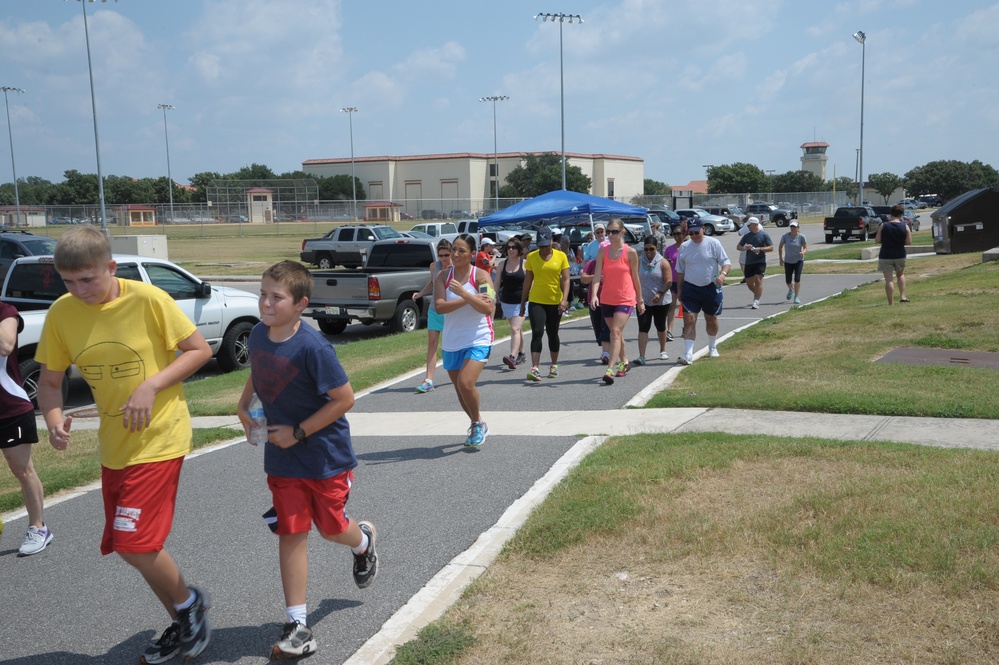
[744,202,798,227]
[300,224,405,269]
[822,206,881,243]
[407,221,460,244]
[305,237,438,335]
[2,255,261,405]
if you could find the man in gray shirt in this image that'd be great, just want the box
[735,217,773,310]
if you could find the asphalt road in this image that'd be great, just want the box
[0,268,878,664]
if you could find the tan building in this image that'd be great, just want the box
[800,142,829,181]
[301,151,645,216]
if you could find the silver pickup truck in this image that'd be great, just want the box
[305,237,438,335]
[300,224,405,269]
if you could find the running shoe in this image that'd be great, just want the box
[659,351,670,360]
[18,524,53,557]
[466,421,489,447]
[794,297,801,305]
[600,353,610,365]
[515,352,526,365]
[666,331,674,341]
[353,521,379,588]
[709,347,720,358]
[270,621,317,660]
[527,366,542,382]
[177,586,211,660]
[547,364,559,378]
[415,379,434,394]
[141,623,181,664]
[602,370,615,385]
[615,361,628,377]
[786,289,793,300]
[633,357,646,366]
[752,300,760,309]
[503,355,516,369]
[677,353,694,366]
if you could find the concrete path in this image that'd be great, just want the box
[4,273,997,665]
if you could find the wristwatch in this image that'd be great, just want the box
[293,425,307,444]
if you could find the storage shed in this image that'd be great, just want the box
[931,188,999,254]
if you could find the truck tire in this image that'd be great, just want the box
[317,253,334,270]
[390,299,420,333]
[318,319,348,335]
[825,234,834,244]
[216,321,253,372]
[19,358,68,410]
[860,229,869,242]
[774,216,787,227]
[702,224,715,236]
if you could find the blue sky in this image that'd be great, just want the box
[1,0,997,190]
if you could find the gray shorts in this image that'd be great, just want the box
[878,257,906,273]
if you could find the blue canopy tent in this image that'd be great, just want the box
[479,190,647,224]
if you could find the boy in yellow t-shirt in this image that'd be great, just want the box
[36,225,215,664]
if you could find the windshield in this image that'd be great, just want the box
[21,238,58,255]
[374,227,403,239]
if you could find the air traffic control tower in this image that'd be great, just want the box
[800,142,829,181]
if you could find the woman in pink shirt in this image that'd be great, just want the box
[589,218,644,385]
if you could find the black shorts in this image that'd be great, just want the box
[0,410,39,449]
[744,263,767,279]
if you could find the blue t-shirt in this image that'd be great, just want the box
[249,322,357,479]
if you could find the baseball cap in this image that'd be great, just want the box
[746,216,761,226]
[686,218,704,231]
[593,222,606,231]
[789,220,799,227]
[536,225,553,247]
[481,237,495,246]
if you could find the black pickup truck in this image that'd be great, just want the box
[305,237,438,335]
[822,206,880,243]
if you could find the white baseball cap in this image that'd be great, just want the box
[746,217,761,226]
[789,220,799,227]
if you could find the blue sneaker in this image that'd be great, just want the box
[466,421,488,447]
[415,379,434,393]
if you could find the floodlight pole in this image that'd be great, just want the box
[1,86,24,225]
[479,95,508,210]
[158,104,175,222]
[340,107,357,220]
[75,0,118,233]
[853,30,866,206]
[534,13,582,191]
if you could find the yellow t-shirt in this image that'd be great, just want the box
[525,249,570,305]
[36,278,197,470]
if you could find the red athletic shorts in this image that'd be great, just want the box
[100,457,183,555]
[267,470,353,537]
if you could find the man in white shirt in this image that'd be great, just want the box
[674,219,731,364]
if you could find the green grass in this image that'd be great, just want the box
[390,621,477,665]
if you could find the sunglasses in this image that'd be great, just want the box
[438,253,450,258]
[672,232,684,237]
[644,246,657,252]
[688,229,702,234]
[506,245,518,250]
[608,229,622,235]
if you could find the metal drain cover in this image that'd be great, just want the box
[876,347,999,370]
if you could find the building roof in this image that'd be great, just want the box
[800,142,830,148]
[363,201,402,208]
[678,180,709,194]
[302,151,643,166]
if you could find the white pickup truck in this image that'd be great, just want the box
[3,255,261,406]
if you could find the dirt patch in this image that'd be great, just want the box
[877,347,999,370]
[440,458,999,664]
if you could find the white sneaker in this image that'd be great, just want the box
[751,300,759,309]
[659,351,669,360]
[19,524,53,557]
[709,347,720,358]
[677,353,693,366]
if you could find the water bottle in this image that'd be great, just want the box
[247,393,268,446]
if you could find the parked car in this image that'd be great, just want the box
[647,208,684,234]
[400,212,415,220]
[421,209,445,220]
[407,222,460,244]
[300,224,404,269]
[917,195,943,208]
[703,205,746,230]
[0,230,57,280]
[449,210,473,219]
[225,214,250,223]
[674,209,735,235]
[50,216,82,225]
[900,198,926,210]
[743,202,798,227]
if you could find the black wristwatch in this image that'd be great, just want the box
[293,425,307,444]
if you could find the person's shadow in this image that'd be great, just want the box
[4,598,361,664]
[357,441,478,464]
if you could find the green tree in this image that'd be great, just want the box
[771,170,826,193]
[188,171,223,203]
[228,163,277,180]
[503,153,591,197]
[904,160,999,202]
[322,174,365,201]
[867,172,903,204]
[826,176,857,198]
[706,163,768,194]
[644,178,671,196]
[58,169,100,204]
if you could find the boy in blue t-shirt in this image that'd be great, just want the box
[238,260,378,661]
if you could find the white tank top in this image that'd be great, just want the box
[442,266,495,352]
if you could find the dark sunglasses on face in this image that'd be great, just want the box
[672,232,684,237]
[506,246,517,250]
[438,253,450,258]
[689,229,702,234]
[608,229,622,235]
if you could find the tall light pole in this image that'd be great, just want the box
[1,86,24,226]
[157,104,175,222]
[479,95,508,211]
[339,107,357,220]
[74,0,117,234]
[853,30,866,206]
[534,12,582,191]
